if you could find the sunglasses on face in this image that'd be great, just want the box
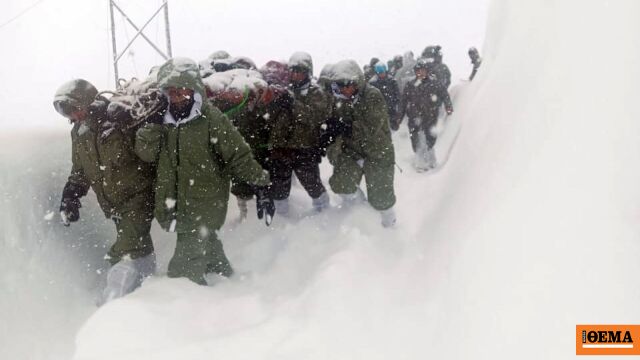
[290,66,307,73]
[333,81,354,88]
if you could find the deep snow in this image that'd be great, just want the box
[2,0,640,359]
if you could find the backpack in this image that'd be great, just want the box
[96,78,168,130]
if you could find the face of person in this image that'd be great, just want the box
[55,101,88,123]
[339,83,358,98]
[290,69,308,84]
[257,87,274,106]
[166,87,195,107]
[415,68,428,80]
[68,107,88,123]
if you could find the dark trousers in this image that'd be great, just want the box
[408,117,438,153]
[270,148,326,201]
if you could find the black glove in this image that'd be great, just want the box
[390,119,399,131]
[254,186,275,226]
[59,182,87,226]
[320,116,352,148]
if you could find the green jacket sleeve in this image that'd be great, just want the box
[135,123,165,163]
[362,88,389,141]
[67,130,90,194]
[208,108,270,186]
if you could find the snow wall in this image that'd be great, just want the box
[73,0,640,359]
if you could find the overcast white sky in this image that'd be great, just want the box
[0,0,488,129]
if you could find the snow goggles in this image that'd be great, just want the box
[290,65,308,73]
[54,101,80,118]
[330,82,350,99]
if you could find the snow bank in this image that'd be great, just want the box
[70,0,640,359]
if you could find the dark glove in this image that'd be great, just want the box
[59,182,86,226]
[390,119,399,131]
[254,187,275,226]
[60,196,81,226]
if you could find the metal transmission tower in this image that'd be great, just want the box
[108,0,173,88]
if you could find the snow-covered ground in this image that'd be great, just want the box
[3,0,640,359]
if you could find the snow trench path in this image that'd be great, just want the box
[0,85,466,360]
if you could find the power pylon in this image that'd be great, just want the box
[108,0,173,88]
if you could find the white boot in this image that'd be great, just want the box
[339,187,366,208]
[274,198,289,216]
[380,207,397,228]
[99,253,156,306]
[237,198,248,221]
[312,191,330,212]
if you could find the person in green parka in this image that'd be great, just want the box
[267,52,332,215]
[204,66,291,221]
[135,58,272,285]
[325,60,397,228]
[53,79,156,305]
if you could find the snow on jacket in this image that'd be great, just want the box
[269,81,332,150]
[327,60,395,165]
[55,80,155,218]
[397,76,453,127]
[135,58,270,233]
[368,74,400,118]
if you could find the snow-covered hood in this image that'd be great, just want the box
[331,59,365,88]
[156,57,206,101]
[156,58,208,126]
[289,51,313,74]
[53,79,98,108]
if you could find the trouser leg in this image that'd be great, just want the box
[408,121,422,153]
[423,124,438,149]
[293,157,326,199]
[363,159,396,211]
[107,207,154,265]
[168,230,233,285]
[328,155,364,196]
[269,157,294,201]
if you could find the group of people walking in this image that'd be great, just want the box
[52,44,481,304]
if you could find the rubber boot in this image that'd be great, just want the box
[99,252,156,306]
[380,207,397,228]
[339,188,366,208]
[237,198,248,222]
[312,191,330,212]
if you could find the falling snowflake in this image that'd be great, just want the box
[165,198,177,209]
[43,211,55,221]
